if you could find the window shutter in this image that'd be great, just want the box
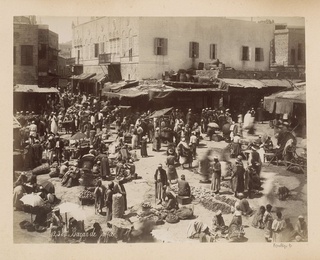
[154,38,158,55]
[163,38,168,55]
[240,46,243,60]
[189,42,193,58]
[248,47,252,61]
[195,42,199,58]
[260,48,264,61]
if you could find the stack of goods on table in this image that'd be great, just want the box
[79,189,95,205]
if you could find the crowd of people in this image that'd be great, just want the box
[13,89,306,243]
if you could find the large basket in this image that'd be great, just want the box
[79,197,95,206]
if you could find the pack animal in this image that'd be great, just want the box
[278,186,290,200]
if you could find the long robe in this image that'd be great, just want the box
[272,218,286,242]
[231,165,245,194]
[199,156,211,181]
[177,141,191,165]
[105,189,113,221]
[50,116,58,134]
[154,168,167,201]
[113,182,127,211]
[100,156,111,178]
[153,131,161,151]
[140,139,148,157]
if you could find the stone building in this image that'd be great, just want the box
[71,17,275,81]
[271,24,305,73]
[13,16,60,87]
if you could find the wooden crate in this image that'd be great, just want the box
[177,196,191,205]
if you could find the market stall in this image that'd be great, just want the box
[264,84,306,137]
[13,85,59,114]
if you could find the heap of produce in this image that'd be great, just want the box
[79,190,95,201]
[170,185,236,214]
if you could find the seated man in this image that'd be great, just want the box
[177,174,191,197]
[294,215,308,241]
[262,136,274,153]
[164,191,179,210]
[212,210,228,233]
[234,193,253,216]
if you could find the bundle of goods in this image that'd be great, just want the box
[175,207,194,220]
[79,189,95,205]
[112,194,125,218]
[112,194,125,239]
[32,163,50,176]
[165,212,180,224]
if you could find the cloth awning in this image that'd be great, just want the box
[102,86,148,99]
[264,86,306,114]
[148,107,173,118]
[13,85,59,93]
[89,73,106,83]
[148,86,224,100]
[222,78,299,89]
[70,73,96,80]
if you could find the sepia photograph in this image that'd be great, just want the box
[12,15,307,245]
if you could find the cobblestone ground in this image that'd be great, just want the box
[13,123,307,243]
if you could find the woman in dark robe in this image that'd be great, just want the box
[140,136,148,157]
[100,154,111,180]
[105,182,114,221]
[230,156,245,197]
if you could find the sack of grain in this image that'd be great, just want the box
[112,194,125,218]
[32,163,50,176]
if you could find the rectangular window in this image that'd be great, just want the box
[154,38,168,55]
[291,49,296,64]
[94,43,99,58]
[298,44,302,61]
[189,42,199,58]
[14,46,16,65]
[210,44,217,59]
[255,47,264,61]
[241,46,249,61]
[21,45,33,66]
[39,44,47,59]
[129,48,133,61]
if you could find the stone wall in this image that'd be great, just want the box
[13,23,38,85]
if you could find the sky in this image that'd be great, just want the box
[38,16,305,44]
